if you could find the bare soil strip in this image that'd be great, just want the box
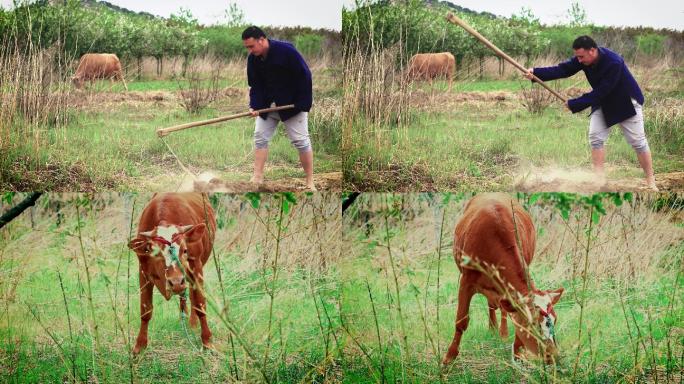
[515,167,684,192]
[189,171,342,193]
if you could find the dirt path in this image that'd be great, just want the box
[515,167,684,192]
[157,171,343,192]
[70,88,247,110]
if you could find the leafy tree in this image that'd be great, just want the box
[198,25,245,58]
[126,18,153,79]
[223,1,246,28]
[566,1,588,28]
[168,8,202,76]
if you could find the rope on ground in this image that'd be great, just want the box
[170,247,201,353]
[160,136,197,178]
[179,293,201,353]
[231,147,255,170]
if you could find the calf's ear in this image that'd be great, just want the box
[128,237,149,253]
[548,288,564,305]
[180,223,206,243]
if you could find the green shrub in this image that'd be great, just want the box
[637,33,666,56]
[199,25,245,59]
[294,33,323,57]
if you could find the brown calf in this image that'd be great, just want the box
[72,53,128,91]
[443,193,564,365]
[128,193,216,354]
[407,52,456,90]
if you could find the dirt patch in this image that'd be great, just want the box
[217,87,247,99]
[415,88,514,102]
[345,161,436,192]
[407,87,597,113]
[69,89,177,110]
[69,87,247,110]
[451,90,512,102]
[189,171,342,193]
[408,89,516,111]
[655,172,684,190]
[515,167,684,192]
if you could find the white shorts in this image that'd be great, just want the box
[254,111,312,153]
[588,98,649,153]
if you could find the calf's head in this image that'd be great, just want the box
[500,288,564,364]
[128,223,207,299]
[71,75,84,89]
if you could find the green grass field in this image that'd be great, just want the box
[0,193,344,382]
[339,193,683,383]
[343,69,684,192]
[125,79,247,92]
[1,64,342,192]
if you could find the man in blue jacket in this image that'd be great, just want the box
[242,26,315,190]
[524,35,656,190]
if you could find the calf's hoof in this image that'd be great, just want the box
[441,355,455,367]
[132,344,146,355]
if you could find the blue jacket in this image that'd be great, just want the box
[533,47,644,128]
[247,39,312,122]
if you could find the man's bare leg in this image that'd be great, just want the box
[591,147,607,184]
[251,148,268,184]
[636,151,657,190]
[299,150,315,190]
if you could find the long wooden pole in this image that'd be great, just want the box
[156,104,295,137]
[445,13,568,103]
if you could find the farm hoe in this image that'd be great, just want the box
[446,13,568,104]
[156,104,295,137]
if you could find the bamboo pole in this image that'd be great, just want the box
[446,13,568,103]
[156,104,295,137]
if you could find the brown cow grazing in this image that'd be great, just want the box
[128,193,216,354]
[442,193,564,365]
[407,52,456,90]
[72,53,128,91]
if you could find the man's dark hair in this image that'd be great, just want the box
[572,35,598,50]
[242,26,267,40]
